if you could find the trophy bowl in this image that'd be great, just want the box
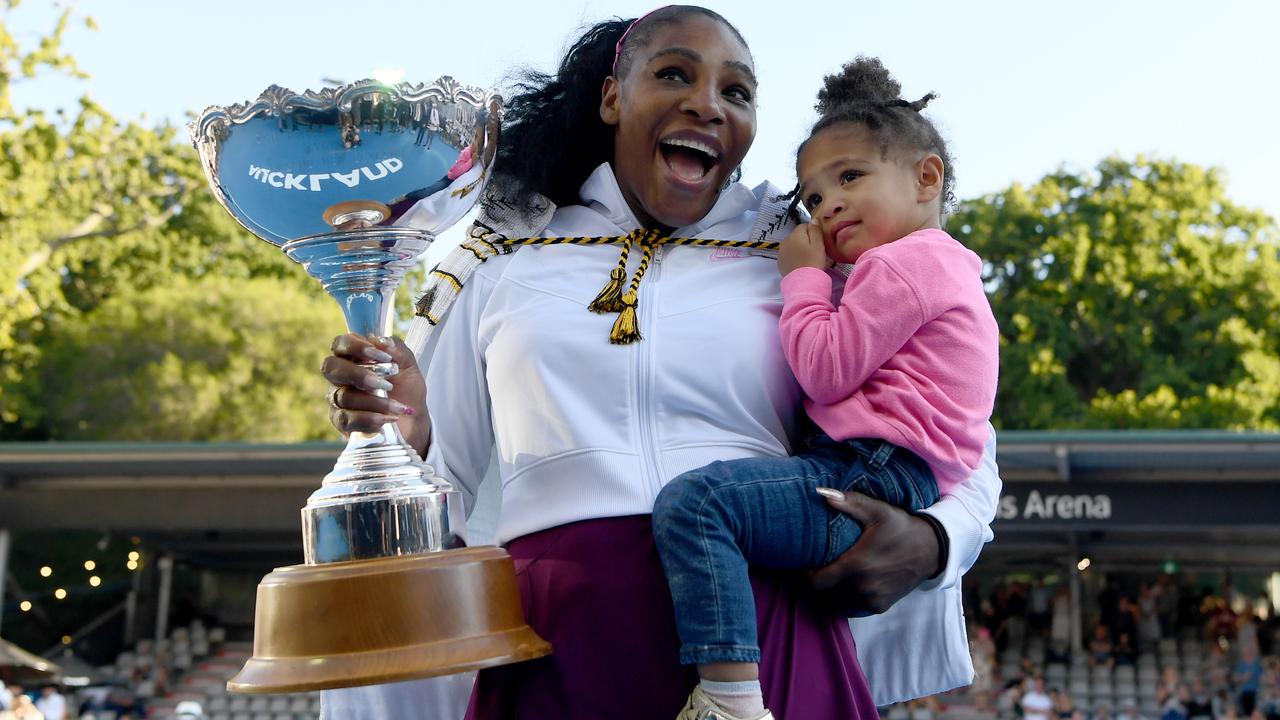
[190,78,550,693]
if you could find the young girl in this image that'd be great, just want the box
[653,56,1000,720]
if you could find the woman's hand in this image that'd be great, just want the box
[807,491,946,615]
[777,223,828,277]
[322,334,432,456]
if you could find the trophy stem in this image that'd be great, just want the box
[285,228,467,564]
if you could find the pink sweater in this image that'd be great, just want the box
[779,228,999,493]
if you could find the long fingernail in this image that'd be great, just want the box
[363,376,394,392]
[387,400,416,417]
[816,487,844,501]
[373,335,395,349]
[361,346,394,363]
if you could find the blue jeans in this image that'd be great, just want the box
[652,434,940,665]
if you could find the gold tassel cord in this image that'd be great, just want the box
[588,229,640,313]
[610,290,642,344]
[608,232,665,345]
[418,230,779,343]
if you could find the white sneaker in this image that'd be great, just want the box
[676,686,775,720]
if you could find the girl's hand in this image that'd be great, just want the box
[777,223,828,277]
[322,334,432,456]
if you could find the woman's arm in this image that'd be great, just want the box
[412,272,500,514]
[809,424,1001,613]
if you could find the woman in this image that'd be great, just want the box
[322,6,1000,719]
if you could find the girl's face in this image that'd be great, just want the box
[600,14,757,229]
[797,124,940,264]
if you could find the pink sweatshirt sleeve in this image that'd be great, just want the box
[779,261,927,405]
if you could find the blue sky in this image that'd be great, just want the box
[10,0,1279,226]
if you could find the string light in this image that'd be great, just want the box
[89,576,102,587]
[128,551,140,562]
[20,601,32,612]
[54,588,68,600]
[61,636,72,645]
[84,560,96,571]
[39,566,53,578]
[127,560,139,571]
[1077,557,1092,572]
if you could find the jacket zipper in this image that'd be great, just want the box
[637,244,666,499]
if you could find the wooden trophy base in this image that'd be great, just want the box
[227,546,551,693]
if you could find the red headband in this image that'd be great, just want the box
[612,6,673,77]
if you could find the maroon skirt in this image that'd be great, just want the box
[465,515,877,720]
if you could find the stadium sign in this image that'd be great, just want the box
[998,490,1112,521]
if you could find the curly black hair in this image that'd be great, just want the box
[490,6,750,209]
[795,56,955,212]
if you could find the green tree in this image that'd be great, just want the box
[38,276,339,441]
[1,2,341,440]
[951,156,1280,430]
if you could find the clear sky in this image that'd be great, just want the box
[9,0,1279,225]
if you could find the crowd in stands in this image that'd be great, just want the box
[7,574,1278,720]
[0,621,319,720]
[883,575,1280,720]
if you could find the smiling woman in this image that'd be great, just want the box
[319,6,1002,720]
[599,12,756,229]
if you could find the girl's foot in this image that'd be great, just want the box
[676,685,775,720]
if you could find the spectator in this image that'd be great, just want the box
[1161,683,1190,720]
[1239,610,1261,659]
[1140,584,1164,650]
[1030,576,1055,639]
[10,694,42,720]
[1188,677,1214,720]
[1161,667,1185,705]
[1211,599,1239,645]
[1091,625,1116,668]
[1156,575,1180,639]
[1022,677,1054,720]
[1235,646,1264,717]
[970,626,997,712]
[1214,688,1236,720]
[1052,686,1076,719]
[1051,586,1073,657]
[1116,632,1138,666]
[1116,596,1141,648]
[1008,582,1030,653]
[997,676,1026,718]
[1209,645,1233,693]
[33,687,63,720]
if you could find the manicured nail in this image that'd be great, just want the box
[362,375,394,393]
[373,335,395,349]
[361,346,394,363]
[816,487,844,501]
[387,400,415,417]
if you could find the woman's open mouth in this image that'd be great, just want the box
[658,136,722,185]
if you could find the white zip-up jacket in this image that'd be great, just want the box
[322,164,1001,717]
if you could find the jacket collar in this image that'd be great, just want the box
[577,162,758,238]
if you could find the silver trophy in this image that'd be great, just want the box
[191,79,549,693]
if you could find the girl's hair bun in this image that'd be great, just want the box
[816,56,902,115]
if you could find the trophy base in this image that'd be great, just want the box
[227,547,552,694]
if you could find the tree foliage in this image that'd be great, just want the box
[36,277,339,441]
[951,156,1280,430]
[1,2,340,440]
